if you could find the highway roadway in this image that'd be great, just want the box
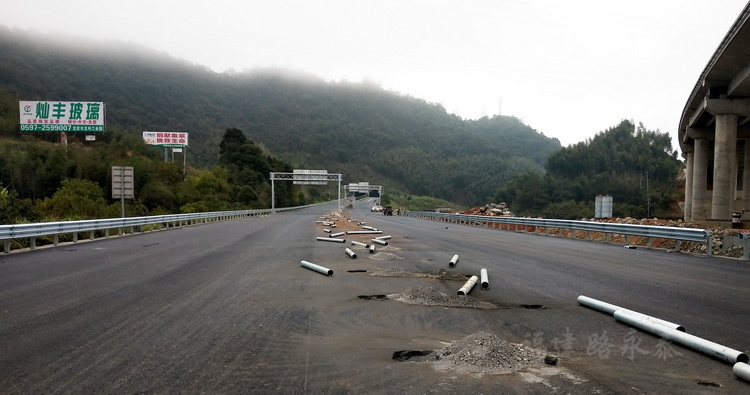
[1,200,749,393]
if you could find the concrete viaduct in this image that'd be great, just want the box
[681,2,750,223]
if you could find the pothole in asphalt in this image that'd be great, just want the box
[393,286,496,309]
[392,350,434,362]
[358,295,388,300]
[347,270,368,273]
[520,304,546,310]
[694,379,721,388]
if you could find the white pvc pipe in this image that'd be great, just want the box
[329,231,346,238]
[371,238,388,246]
[300,260,333,276]
[449,254,459,268]
[323,228,332,233]
[457,275,479,295]
[375,235,391,240]
[577,295,685,332]
[480,268,489,289]
[369,245,375,254]
[362,225,375,230]
[345,248,357,259]
[317,237,346,243]
[351,240,369,248]
[613,310,748,364]
[346,230,382,234]
[734,362,750,382]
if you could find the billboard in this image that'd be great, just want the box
[19,101,105,133]
[143,131,189,147]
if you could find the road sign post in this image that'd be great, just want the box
[112,166,134,218]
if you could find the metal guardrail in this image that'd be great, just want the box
[405,211,713,254]
[0,202,328,253]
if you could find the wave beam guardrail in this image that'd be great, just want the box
[1,202,327,253]
[405,211,712,256]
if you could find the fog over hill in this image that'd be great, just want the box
[0,27,561,205]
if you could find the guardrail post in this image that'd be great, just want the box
[625,234,631,245]
[605,232,610,243]
[89,231,93,240]
[30,237,36,249]
[4,240,9,253]
[675,239,681,252]
[53,234,59,246]
[586,230,591,240]
[706,233,713,256]
[743,237,749,260]
[647,237,653,248]
[105,229,110,238]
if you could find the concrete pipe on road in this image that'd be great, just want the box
[733,362,750,382]
[457,275,478,295]
[577,295,685,332]
[317,237,346,243]
[480,268,489,289]
[449,254,459,268]
[613,310,748,364]
[300,260,333,276]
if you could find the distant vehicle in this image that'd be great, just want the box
[371,205,383,212]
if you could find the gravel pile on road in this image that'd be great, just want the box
[371,268,468,281]
[432,331,547,375]
[393,286,495,309]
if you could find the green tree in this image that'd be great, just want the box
[37,179,107,219]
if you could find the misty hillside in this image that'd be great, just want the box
[0,27,561,205]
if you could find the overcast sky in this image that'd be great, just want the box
[2,0,748,148]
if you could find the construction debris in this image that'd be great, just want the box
[461,203,514,217]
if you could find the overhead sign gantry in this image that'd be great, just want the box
[270,170,343,212]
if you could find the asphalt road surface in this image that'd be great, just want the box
[1,200,749,393]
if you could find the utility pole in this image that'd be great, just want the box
[646,171,650,218]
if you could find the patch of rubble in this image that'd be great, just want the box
[369,252,403,261]
[392,286,496,309]
[461,202,514,217]
[371,268,469,281]
[431,331,547,375]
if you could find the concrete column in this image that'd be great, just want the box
[692,138,709,220]
[711,113,738,220]
[684,149,694,221]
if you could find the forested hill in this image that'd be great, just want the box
[0,27,560,205]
